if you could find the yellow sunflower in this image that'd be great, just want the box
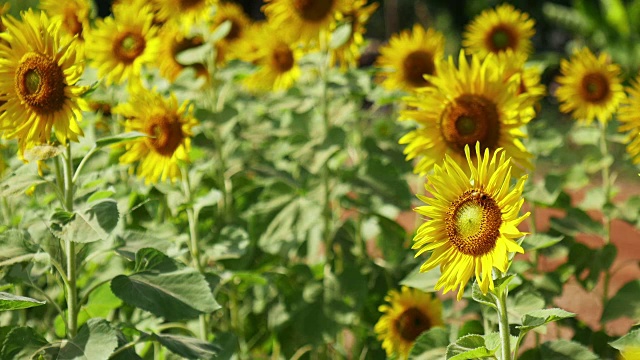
[376,24,445,92]
[233,21,265,64]
[262,0,350,44]
[621,347,640,360]
[329,0,378,70]
[555,47,625,125]
[400,51,533,175]
[40,0,91,46]
[243,27,302,92]
[463,4,535,58]
[0,10,85,158]
[211,2,251,64]
[374,286,443,360]
[414,143,529,300]
[490,49,546,116]
[85,2,160,85]
[157,22,207,82]
[154,0,216,31]
[114,86,197,184]
[617,77,640,164]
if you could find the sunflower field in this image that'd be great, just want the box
[1,0,640,359]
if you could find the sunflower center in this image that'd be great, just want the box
[224,19,242,41]
[179,0,204,11]
[114,32,146,64]
[580,72,610,103]
[15,52,66,114]
[487,25,516,52]
[402,50,434,87]
[271,43,294,73]
[395,307,431,342]
[145,114,184,157]
[63,8,83,38]
[440,94,500,154]
[446,189,502,256]
[294,0,333,22]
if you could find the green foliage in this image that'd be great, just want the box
[602,280,640,322]
[0,291,45,311]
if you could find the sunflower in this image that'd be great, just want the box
[555,47,625,125]
[0,3,10,33]
[157,22,207,82]
[233,21,265,64]
[621,347,640,360]
[376,24,445,92]
[211,2,251,64]
[328,0,378,70]
[490,49,546,116]
[154,0,216,31]
[114,86,197,184]
[262,0,350,44]
[0,10,85,158]
[617,77,640,164]
[414,143,529,300]
[85,2,160,85]
[374,287,443,360]
[243,27,302,92]
[40,0,91,46]
[400,51,533,175]
[463,4,535,58]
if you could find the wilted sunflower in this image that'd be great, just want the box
[40,0,91,46]
[211,2,251,64]
[555,47,625,125]
[463,4,535,59]
[376,24,445,91]
[157,22,207,82]
[262,0,350,44]
[243,27,302,92]
[115,86,197,184]
[617,77,640,164]
[400,51,533,175]
[374,287,443,360]
[85,2,160,85]
[329,0,378,70]
[414,143,529,300]
[0,10,85,158]
[154,0,216,31]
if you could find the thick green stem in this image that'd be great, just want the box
[62,145,78,338]
[319,33,333,265]
[181,169,208,340]
[495,289,512,360]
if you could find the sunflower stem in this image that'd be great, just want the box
[495,286,512,360]
[62,144,78,338]
[181,168,208,340]
[599,121,613,308]
[319,32,333,266]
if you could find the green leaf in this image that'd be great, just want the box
[176,42,213,65]
[510,291,545,324]
[0,326,48,359]
[446,334,494,360]
[330,22,353,49]
[570,126,600,146]
[154,333,220,360]
[0,165,47,197]
[471,282,497,309]
[58,318,118,360]
[610,328,640,350]
[194,189,223,216]
[409,327,449,359]
[601,0,629,35]
[207,226,250,261]
[521,234,564,251]
[0,292,45,311]
[95,132,148,148]
[209,20,231,42]
[400,265,441,293]
[539,339,598,360]
[134,247,181,272]
[602,280,640,322]
[518,308,575,332]
[58,199,119,243]
[550,208,604,236]
[111,265,220,321]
